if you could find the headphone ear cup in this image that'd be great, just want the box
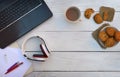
[32,44,50,58]
[40,44,50,57]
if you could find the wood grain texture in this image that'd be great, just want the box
[16,0,120,76]
[45,0,120,13]
[17,32,120,51]
[25,72,120,77]
[15,12,120,32]
[32,52,120,71]
[17,0,120,51]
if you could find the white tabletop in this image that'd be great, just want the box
[15,0,120,77]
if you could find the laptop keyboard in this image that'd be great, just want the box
[0,0,42,31]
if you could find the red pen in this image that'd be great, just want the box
[5,61,23,74]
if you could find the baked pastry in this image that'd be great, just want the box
[100,6,115,22]
[103,11,109,21]
[115,31,120,41]
[98,31,109,42]
[105,27,116,37]
[94,13,103,24]
[84,8,94,19]
[105,38,116,47]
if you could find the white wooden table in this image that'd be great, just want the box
[16,0,120,77]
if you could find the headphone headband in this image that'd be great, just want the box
[21,36,50,61]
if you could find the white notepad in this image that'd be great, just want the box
[0,47,31,77]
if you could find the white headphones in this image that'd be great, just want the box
[21,36,50,61]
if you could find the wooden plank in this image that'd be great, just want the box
[22,1,120,77]
[17,32,120,51]
[25,72,120,77]
[19,12,120,31]
[32,52,120,71]
[45,0,120,13]
[24,73,35,77]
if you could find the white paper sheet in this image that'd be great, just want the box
[0,47,31,77]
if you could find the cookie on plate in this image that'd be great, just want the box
[105,27,116,37]
[98,31,109,42]
[115,31,120,42]
[105,38,116,47]
[103,11,109,21]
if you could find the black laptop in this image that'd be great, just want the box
[0,0,53,48]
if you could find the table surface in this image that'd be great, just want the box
[14,0,120,77]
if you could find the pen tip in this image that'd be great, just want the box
[5,72,8,74]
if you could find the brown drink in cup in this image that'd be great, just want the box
[65,6,81,23]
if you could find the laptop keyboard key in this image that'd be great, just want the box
[0,0,41,31]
